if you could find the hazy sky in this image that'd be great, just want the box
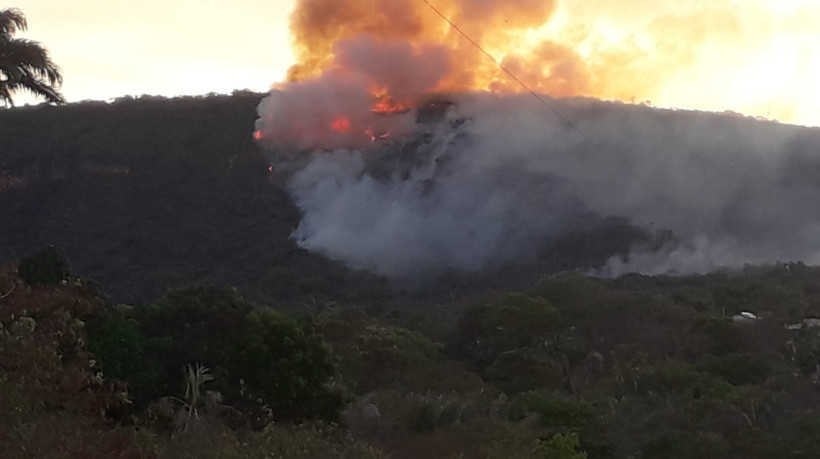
[7,1,820,126]
[10,0,297,103]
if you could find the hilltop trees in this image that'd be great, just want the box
[0,8,65,106]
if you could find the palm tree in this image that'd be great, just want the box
[0,8,65,106]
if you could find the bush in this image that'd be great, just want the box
[535,433,588,459]
[17,246,71,287]
[643,432,728,459]
[697,353,773,386]
[484,348,564,394]
[85,310,169,406]
[638,363,733,400]
[229,308,342,421]
[86,286,343,422]
[453,293,560,371]
[511,392,596,431]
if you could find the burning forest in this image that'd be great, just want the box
[254,0,820,280]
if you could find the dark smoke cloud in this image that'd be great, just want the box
[258,91,820,279]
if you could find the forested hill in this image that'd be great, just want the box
[0,92,659,305]
[0,92,385,304]
[9,94,820,457]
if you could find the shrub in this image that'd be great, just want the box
[89,286,343,422]
[453,293,560,371]
[511,392,596,431]
[638,363,733,400]
[85,310,169,406]
[534,433,588,459]
[17,246,71,287]
[697,353,773,386]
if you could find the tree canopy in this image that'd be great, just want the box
[0,8,65,106]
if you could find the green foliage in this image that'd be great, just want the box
[85,310,168,406]
[229,308,342,421]
[697,353,773,386]
[215,423,386,459]
[638,363,733,400]
[535,433,588,459]
[797,414,820,443]
[85,286,342,422]
[484,348,564,394]
[316,308,458,394]
[511,392,596,431]
[12,240,820,456]
[642,432,728,459]
[17,246,71,286]
[356,324,440,367]
[454,293,560,371]
[789,327,820,375]
[535,275,607,319]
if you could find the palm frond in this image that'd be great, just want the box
[0,8,27,38]
[0,12,65,107]
[1,74,65,105]
[183,363,214,412]
[0,39,63,85]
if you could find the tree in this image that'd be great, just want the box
[17,246,72,286]
[0,8,65,106]
[87,286,343,422]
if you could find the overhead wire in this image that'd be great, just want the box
[417,0,599,146]
[417,0,706,241]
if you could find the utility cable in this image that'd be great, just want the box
[417,0,597,145]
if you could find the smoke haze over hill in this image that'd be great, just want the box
[254,0,820,280]
[258,92,820,279]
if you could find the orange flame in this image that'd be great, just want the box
[371,94,410,114]
[284,0,820,126]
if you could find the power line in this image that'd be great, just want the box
[417,0,597,145]
[417,0,706,240]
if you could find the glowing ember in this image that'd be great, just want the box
[331,117,351,133]
[253,130,264,140]
[371,95,410,114]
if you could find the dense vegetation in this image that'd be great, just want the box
[5,95,820,457]
[5,243,820,457]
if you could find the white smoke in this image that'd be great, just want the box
[258,90,820,279]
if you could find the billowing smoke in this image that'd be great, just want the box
[286,0,820,126]
[254,0,820,280]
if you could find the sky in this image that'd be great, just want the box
[10,0,297,102]
[7,0,820,127]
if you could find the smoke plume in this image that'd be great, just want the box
[254,0,820,280]
[287,0,820,126]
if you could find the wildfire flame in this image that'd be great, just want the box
[371,94,410,114]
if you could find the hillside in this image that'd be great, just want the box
[0,92,675,304]
[0,93,385,304]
